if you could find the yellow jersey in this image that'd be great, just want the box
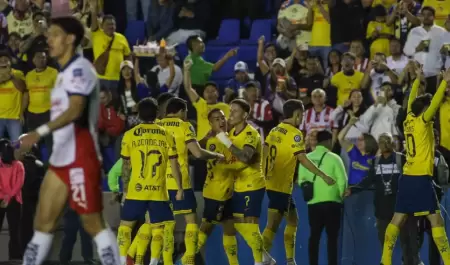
[0,70,25,119]
[330,71,364,106]
[264,122,306,194]
[120,123,177,201]
[229,124,266,192]
[203,137,245,201]
[439,99,450,150]
[25,67,58,114]
[366,21,394,59]
[422,0,450,27]
[310,5,331,47]
[158,117,197,190]
[192,97,230,140]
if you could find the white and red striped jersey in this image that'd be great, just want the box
[248,99,273,141]
[300,105,337,135]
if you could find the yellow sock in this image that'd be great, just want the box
[128,223,152,258]
[235,223,263,263]
[134,223,152,265]
[284,225,297,261]
[381,223,400,265]
[149,226,164,262]
[197,230,208,253]
[163,221,175,265]
[262,228,276,251]
[182,223,199,265]
[223,235,239,265]
[118,225,133,258]
[431,226,450,265]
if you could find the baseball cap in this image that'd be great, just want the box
[120,60,134,70]
[272,58,286,68]
[234,61,248,72]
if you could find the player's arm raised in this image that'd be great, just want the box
[216,132,256,164]
[337,116,358,151]
[423,69,450,122]
[168,133,184,200]
[407,65,422,113]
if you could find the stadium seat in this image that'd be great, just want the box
[207,19,240,46]
[125,20,146,46]
[203,46,231,62]
[176,44,189,61]
[240,19,272,45]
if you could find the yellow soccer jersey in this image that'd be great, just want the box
[121,123,177,201]
[159,117,197,190]
[203,137,245,201]
[403,113,435,176]
[229,124,266,192]
[264,122,306,194]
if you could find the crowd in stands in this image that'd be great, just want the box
[0,0,449,264]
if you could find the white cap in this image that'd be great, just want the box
[120,60,134,70]
[272,58,286,68]
[234,61,248,72]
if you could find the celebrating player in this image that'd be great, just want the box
[380,68,450,265]
[262,99,335,265]
[195,108,245,265]
[18,17,121,265]
[118,98,184,265]
[215,99,274,265]
[159,98,224,265]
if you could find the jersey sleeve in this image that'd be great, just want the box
[291,132,306,155]
[184,122,197,144]
[243,130,260,150]
[120,132,131,159]
[65,62,97,95]
[167,132,178,159]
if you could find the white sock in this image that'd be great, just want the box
[149,258,159,265]
[22,231,54,265]
[94,228,121,265]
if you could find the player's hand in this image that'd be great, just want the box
[321,175,335,185]
[176,189,184,201]
[110,192,120,205]
[344,188,351,197]
[18,132,40,152]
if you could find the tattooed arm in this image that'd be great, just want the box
[229,145,256,164]
[121,158,132,193]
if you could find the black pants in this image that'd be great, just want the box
[26,111,52,157]
[0,199,22,260]
[308,202,342,265]
[20,196,38,255]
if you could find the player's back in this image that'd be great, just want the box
[229,124,265,192]
[265,122,306,194]
[403,112,435,176]
[121,123,175,201]
[158,117,196,190]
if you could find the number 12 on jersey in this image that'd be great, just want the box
[139,150,162,178]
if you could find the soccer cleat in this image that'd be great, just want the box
[286,260,297,265]
[263,252,277,265]
[126,255,135,265]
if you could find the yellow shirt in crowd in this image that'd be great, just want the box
[310,5,331,47]
[422,0,450,27]
[331,71,364,106]
[25,67,58,114]
[367,21,394,59]
[92,29,131,81]
[0,70,25,119]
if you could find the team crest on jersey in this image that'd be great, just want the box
[135,183,142,191]
[209,144,216,151]
[245,135,254,144]
[294,135,301,142]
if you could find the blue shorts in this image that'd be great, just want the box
[202,198,233,224]
[121,199,174,224]
[267,190,296,215]
[232,188,265,218]
[168,189,197,215]
[395,175,440,216]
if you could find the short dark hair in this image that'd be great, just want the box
[230,99,250,114]
[156,92,175,106]
[205,81,219,90]
[51,16,85,49]
[0,138,14,164]
[283,99,304,118]
[422,6,436,16]
[317,131,333,144]
[244,81,258,89]
[411,94,432,116]
[186,35,200,51]
[342,52,356,61]
[137,97,158,122]
[363,133,379,156]
[102,14,116,23]
[166,98,187,115]
[207,108,223,120]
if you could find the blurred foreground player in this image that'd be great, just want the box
[19,17,121,265]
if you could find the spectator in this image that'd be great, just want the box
[386,38,408,75]
[324,49,341,79]
[147,0,175,42]
[166,0,210,46]
[420,0,450,27]
[363,82,401,141]
[0,138,24,261]
[386,0,421,45]
[295,56,325,106]
[264,58,298,116]
[5,0,33,38]
[276,0,310,52]
[18,11,49,69]
[367,5,394,60]
[256,37,278,77]
[126,0,151,22]
[361,53,398,103]
[91,1,132,93]
[305,129,319,151]
[0,52,26,141]
[244,81,274,140]
[330,52,364,106]
[300,88,338,146]
[298,130,347,265]
[23,50,57,153]
[440,17,450,70]
[183,35,237,88]
[349,40,369,72]
[403,6,445,94]
[151,53,182,96]
[286,46,309,78]
[224,61,254,103]
[6,32,27,71]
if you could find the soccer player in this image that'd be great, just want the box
[262,99,335,265]
[215,99,274,265]
[118,97,184,265]
[380,69,450,265]
[159,97,224,265]
[18,17,121,265]
[156,92,176,121]
[196,108,245,265]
